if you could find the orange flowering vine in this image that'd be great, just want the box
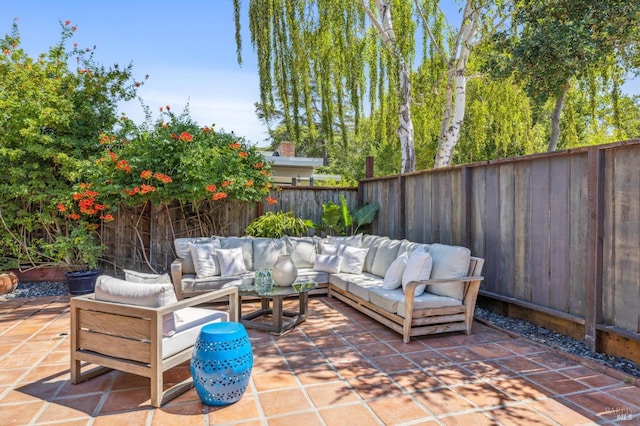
[228,142,241,149]
[140,170,153,179]
[178,131,193,142]
[238,151,248,159]
[222,180,231,188]
[206,184,217,192]
[153,173,172,183]
[253,162,263,169]
[212,192,228,201]
[266,196,277,205]
[246,179,254,187]
[115,159,131,173]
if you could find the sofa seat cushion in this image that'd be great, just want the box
[162,307,228,359]
[296,268,329,284]
[330,272,382,301]
[183,272,255,293]
[397,292,462,318]
[369,287,406,314]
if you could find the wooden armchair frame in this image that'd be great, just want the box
[70,286,239,407]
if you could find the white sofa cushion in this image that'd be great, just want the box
[189,240,222,278]
[397,292,461,318]
[314,254,341,273]
[338,245,369,274]
[162,307,228,359]
[361,235,389,274]
[327,234,363,247]
[428,243,471,300]
[369,287,406,313]
[220,236,254,270]
[216,247,248,276]
[174,237,216,274]
[370,239,402,277]
[382,255,408,289]
[401,248,432,297]
[123,269,172,284]
[285,236,318,268]
[252,238,286,270]
[397,240,430,258]
[321,243,340,255]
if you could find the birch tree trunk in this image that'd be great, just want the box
[361,0,416,173]
[548,83,570,152]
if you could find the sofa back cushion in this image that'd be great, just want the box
[397,240,430,258]
[362,235,389,274]
[253,238,286,270]
[285,236,318,268]
[327,234,363,247]
[427,243,471,300]
[370,239,402,277]
[174,237,216,274]
[219,237,254,271]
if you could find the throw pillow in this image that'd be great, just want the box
[313,254,341,273]
[216,247,248,276]
[382,255,408,289]
[401,248,433,297]
[285,236,318,268]
[338,245,369,274]
[188,240,222,278]
[123,269,172,284]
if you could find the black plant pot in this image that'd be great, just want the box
[66,269,101,296]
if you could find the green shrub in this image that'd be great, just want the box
[245,211,307,238]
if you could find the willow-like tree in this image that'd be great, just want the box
[235,1,510,172]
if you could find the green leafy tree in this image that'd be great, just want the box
[492,0,640,151]
[0,20,140,269]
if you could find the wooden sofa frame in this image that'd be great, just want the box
[329,256,485,343]
[70,287,239,407]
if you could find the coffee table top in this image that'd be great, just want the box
[237,278,317,297]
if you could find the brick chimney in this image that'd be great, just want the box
[275,141,295,157]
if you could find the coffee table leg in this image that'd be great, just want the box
[299,292,309,321]
[272,297,283,333]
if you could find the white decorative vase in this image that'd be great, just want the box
[272,255,298,286]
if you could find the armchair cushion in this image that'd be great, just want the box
[94,275,179,336]
[123,269,172,284]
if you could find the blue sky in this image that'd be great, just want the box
[3,1,639,148]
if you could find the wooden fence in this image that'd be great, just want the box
[100,187,358,275]
[360,139,640,358]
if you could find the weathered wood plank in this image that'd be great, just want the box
[548,156,570,312]
[498,162,515,298]
[529,159,550,306]
[568,152,589,317]
[484,165,501,294]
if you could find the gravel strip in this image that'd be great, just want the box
[3,282,639,379]
[475,306,640,379]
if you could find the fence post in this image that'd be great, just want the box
[585,147,605,351]
[365,156,374,178]
[460,166,472,249]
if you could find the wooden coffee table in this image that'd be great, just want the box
[237,280,317,335]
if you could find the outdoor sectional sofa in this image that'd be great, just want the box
[171,234,484,342]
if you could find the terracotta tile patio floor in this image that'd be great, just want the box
[1,294,639,425]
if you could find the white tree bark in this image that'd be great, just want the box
[361,0,416,173]
[548,83,570,152]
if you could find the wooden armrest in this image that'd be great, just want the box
[170,258,185,300]
[404,275,484,291]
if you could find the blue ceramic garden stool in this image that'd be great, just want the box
[190,322,253,406]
